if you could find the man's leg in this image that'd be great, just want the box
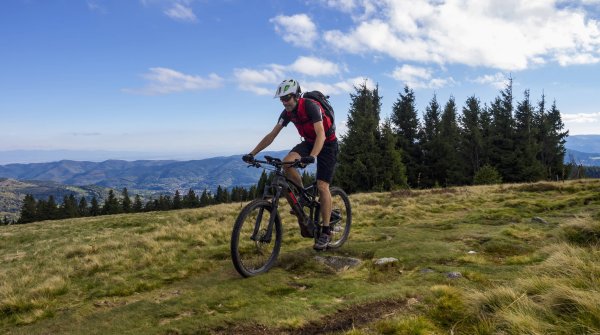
[283,151,303,188]
[317,180,331,228]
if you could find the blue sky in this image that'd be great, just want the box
[1,0,600,162]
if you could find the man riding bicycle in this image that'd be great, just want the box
[242,79,338,251]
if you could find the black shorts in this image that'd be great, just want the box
[290,140,339,183]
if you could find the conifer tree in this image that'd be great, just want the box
[60,194,79,219]
[419,94,442,187]
[488,78,519,182]
[183,188,200,208]
[133,194,144,212]
[200,189,211,207]
[42,195,58,221]
[460,96,484,182]
[538,97,568,180]
[514,89,545,181]
[378,119,407,190]
[90,196,100,216]
[335,82,382,193]
[390,85,421,188]
[18,194,37,224]
[121,188,131,213]
[173,190,182,209]
[102,190,120,215]
[439,96,464,185]
[78,197,88,216]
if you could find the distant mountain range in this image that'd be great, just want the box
[0,151,298,219]
[0,152,293,195]
[565,135,600,153]
[0,135,597,219]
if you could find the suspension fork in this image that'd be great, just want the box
[251,184,283,243]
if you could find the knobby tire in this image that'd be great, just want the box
[231,199,282,277]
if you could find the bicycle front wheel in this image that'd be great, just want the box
[231,199,282,277]
[328,187,352,249]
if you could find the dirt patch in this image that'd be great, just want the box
[210,298,410,335]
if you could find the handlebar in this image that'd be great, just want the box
[247,155,307,169]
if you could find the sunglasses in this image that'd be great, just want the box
[279,94,295,102]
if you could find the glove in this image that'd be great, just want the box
[242,153,255,163]
[300,156,315,164]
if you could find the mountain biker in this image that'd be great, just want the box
[242,79,338,251]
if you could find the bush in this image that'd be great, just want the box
[473,165,502,185]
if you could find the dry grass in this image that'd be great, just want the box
[0,179,599,334]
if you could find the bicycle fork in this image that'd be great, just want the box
[250,184,284,243]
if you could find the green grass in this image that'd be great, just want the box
[0,179,599,334]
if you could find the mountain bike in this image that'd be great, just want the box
[230,156,352,277]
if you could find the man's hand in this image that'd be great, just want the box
[242,153,255,163]
[300,156,316,165]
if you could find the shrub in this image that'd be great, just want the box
[473,165,502,185]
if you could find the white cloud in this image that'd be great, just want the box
[471,72,510,89]
[322,0,358,12]
[124,67,223,95]
[270,14,318,47]
[234,57,371,96]
[233,66,285,95]
[390,64,455,89]
[164,3,197,22]
[289,56,340,76]
[562,112,600,123]
[303,76,376,95]
[320,0,600,71]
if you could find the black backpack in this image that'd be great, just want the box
[301,91,336,137]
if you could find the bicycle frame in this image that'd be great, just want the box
[249,156,320,242]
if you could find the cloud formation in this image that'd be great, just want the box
[318,0,600,71]
[164,3,197,22]
[270,14,318,47]
[124,67,223,95]
[390,64,455,89]
[562,112,600,124]
[234,56,366,96]
[471,72,510,89]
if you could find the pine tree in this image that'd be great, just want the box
[102,190,120,215]
[133,194,144,212]
[514,89,545,181]
[78,197,89,217]
[43,196,58,221]
[390,85,422,188]
[121,188,131,213]
[488,78,519,182]
[335,82,382,193]
[173,190,182,209]
[439,96,464,186]
[18,194,37,224]
[60,194,79,219]
[419,94,442,187]
[537,95,568,180]
[90,196,100,216]
[200,189,211,207]
[479,104,493,167]
[183,188,200,208]
[378,119,407,190]
[460,96,484,182]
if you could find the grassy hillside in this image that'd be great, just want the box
[1,179,599,334]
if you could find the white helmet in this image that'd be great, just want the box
[274,79,301,98]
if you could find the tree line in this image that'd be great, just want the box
[7,170,315,225]
[334,79,570,193]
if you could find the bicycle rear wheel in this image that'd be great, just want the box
[327,187,351,249]
[231,199,282,277]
